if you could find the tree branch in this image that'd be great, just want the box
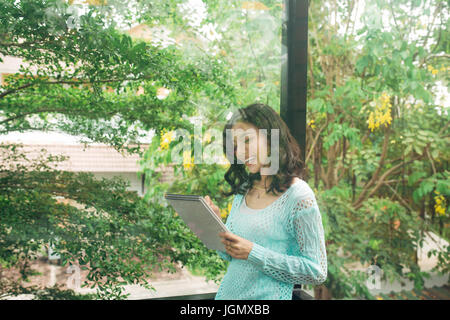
[352,155,420,210]
[426,148,437,175]
[0,75,153,99]
[352,126,391,206]
[384,181,414,212]
[305,120,328,164]
[0,108,66,125]
[352,120,450,210]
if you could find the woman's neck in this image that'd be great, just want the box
[254,175,272,188]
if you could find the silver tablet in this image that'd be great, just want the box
[164,193,229,252]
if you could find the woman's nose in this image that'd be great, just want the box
[235,146,250,162]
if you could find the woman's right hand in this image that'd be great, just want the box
[204,195,221,219]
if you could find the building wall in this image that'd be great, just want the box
[91,165,175,198]
[91,172,145,197]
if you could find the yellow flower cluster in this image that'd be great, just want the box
[434,190,446,216]
[220,202,233,219]
[367,92,392,132]
[308,119,316,129]
[427,65,448,76]
[159,128,175,150]
[182,150,195,170]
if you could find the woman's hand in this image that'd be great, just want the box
[219,232,254,260]
[204,195,221,219]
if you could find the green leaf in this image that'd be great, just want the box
[408,172,426,186]
[356,55,369,74]
[405,144,412,154]
[413,144,422,155]
[400,51,409,60]
[430,148,439,159]
[308,98,325,112]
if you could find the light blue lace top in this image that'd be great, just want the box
[215,179,327,300]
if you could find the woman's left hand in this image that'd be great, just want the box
[219,232,253,260]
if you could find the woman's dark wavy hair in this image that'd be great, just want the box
[222,103,306,197]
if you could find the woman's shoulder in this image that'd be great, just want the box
[289,178,317,202]
[231,191,246,205]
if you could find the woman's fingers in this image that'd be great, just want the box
[205,196,215,207]
[219,232,253,260]
[219,232,239,243]
[225,232,239,242]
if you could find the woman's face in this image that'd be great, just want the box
[231,121,269,174]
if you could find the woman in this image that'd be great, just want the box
[204,103,327,300]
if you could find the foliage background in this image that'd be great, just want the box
[0,0,448,299]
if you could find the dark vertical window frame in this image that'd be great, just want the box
[280,0,309,164]
[281,0,310,296]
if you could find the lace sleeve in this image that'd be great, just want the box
[247,194,328,285]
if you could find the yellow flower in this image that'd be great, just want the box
[380,92,390,104]
[366,92,392,131]
[308,119,316,129]
[159,129,175,150]
[221,202,233,218]
[182,150,195,170]
[220,155,231,169]
[434,194,446,216]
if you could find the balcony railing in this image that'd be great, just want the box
[145,285,314,300]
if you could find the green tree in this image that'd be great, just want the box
[303,0,449,299]
[0,0,234,299]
